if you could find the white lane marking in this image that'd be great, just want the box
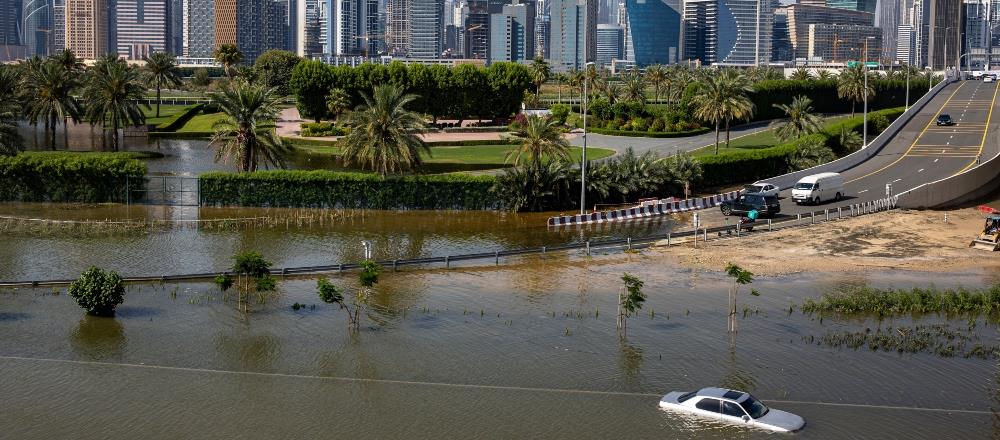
[892,179,902,183]
[941,149,946,153]
[858,189,869,194]
[918,168,924,172]
[934,158,940,163]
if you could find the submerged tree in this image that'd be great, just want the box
[505,115,571,168]
[317,259,382,330]
[0,65,23,155]
[68,267,126,317]
[725,263,758,333]
[228,250,278,312]
[617,273,647,334]
[82,55,148,150]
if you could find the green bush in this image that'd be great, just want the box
[199,170,501,209]
[749,79,924,121]
[649,118,666,132]
[68,267,126,316]
[586,126,710,138]
[868,113,891,135]
[0,152,146,202]
[550,104,570,124]
[300,122,347,137]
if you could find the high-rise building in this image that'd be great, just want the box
[917,0,960,70]
[462,0,489,58]
[896,23,912,63]
[682,0,716,64]
[548,0,595,71]
[963,0,1000,69]
[53,0,65,51]
[594,23,621,67]
[184,0,214,56]
[827,0,876,13]
[0,0,17,46]
[65,0,108,59]
[115,0,170,59]
[489,1,534,63]
[684,0,772,66]
[296,0,323,56]
[807,23,882,61]
[387,0,443,58]
[331,0,379,55]
[215,0,284,62]
[875,0,904,62]
[784,4,873,60]
[535,12,549,58]
[622,0,679,66]
[772,7,791,61]
[22,0,55,56]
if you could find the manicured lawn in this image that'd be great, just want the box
[141,105,191,126]
[691,115,849,157]
[294,143,615,166]
[176,112,226,133]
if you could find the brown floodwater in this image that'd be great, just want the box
[0,252,997,439]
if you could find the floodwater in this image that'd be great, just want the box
[0,255,996,439]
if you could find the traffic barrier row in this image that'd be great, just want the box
[547,191,740,227]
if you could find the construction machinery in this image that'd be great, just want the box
[971,206,1000,251]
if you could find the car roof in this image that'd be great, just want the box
[696,387,748,402]
[797,172,840,183]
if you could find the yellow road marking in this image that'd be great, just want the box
[845,82,968,184]
[952,82,1000,175]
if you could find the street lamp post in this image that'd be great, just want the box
[580,61,595,215]
[863,37,874,148]
[905,63,910,111]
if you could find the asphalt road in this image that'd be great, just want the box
[713,79,1000,222]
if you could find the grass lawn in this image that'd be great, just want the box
[141,105,193,126]
[691,115,850,157]
[176,112,226,133]
[294,143,615,166]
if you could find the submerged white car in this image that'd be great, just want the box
[659,387,805,433]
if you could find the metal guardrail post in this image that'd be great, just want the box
[586,241,590,255]
[838,207,842,219]
[666,233,670,246]
[338,264,343,273]
[736,222,741,237]
[767,219,772,231]
[626,238,631,250]
[542,246,546,253]
[445,255,450,268]
[797,213,801,223]
[495,251,499,265]
[703,228,708,241]
[392,260,398,271]
[825,210,829,221]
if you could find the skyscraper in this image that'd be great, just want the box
[683,0,717,64]
[387,0,443,58]
[919,0,960,70]
[685,0,772,65]
[594,23,621,67]
[548,0,595,71]
[828,0,876,13]
[65,0,108,59]
[184,0,214,57]
[2,0,22,46]
[21,0,55,56]
[489,1,534,63]
[330,0,379,56]
[876,0,903,62]
[623,0,679,65]
[785,3,873,60]
[462,0,489,58]
[215,0,284,62]
[53,0,65,51]
[115,0,170,59]
[296,0,323,56]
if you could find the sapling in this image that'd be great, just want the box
[617,273,647,334]
[725,263,759,333]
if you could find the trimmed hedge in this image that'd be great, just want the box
[0,152,146,202]
[154,104,204,132]
[301,122,348,137]
[697,107,905,186]
[586,126,711,138]
[749,79,926,121]
[199,170,501,209]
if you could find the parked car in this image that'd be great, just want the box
[936,114,953,126]
[743,182,780,197]
[791,172,844,205]
[659,387,805,433]
[719,194,780,217]
[986,76,995,83]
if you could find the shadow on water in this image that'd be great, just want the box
[214,331,281,372]
[0,312,30,321]
[69,315,127,361]
[618,341,644,385]
[114,306,162,319]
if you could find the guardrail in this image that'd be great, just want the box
[762,79,955,190]
[0,196,899,288]
[897,152,1000,209]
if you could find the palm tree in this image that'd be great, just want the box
[23,60,81,149]
[208,78,289,172]
[530,57,550,94]
[143,52,183,118]
[645,65,667,102]
[604,81,622,104]
[214,44,243,78]
[83,55,148,150]
[837,64,874,117]
[790,68,813,81]
[719,70,755,148]
[665,151,702,199]
[816,70,836,81]
[50,49,85,73]
[690,70,755,154]
[341,84,430,175]
[0,66,23,155]
[621,69,645,104]
[505,115,571,168]
[838,127,863,153]
[772,95,822,141]
[553,72,566,102]
[789,138,835,170]
[326,87,352,122]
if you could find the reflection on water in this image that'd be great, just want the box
[70,315,126,361]
[214,331,281,373]
[618,341,643,385]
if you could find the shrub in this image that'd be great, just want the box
[300,122,347,137]
[68,267,126,316]
[0,152,146,202]
[550,104,570,125]
[630,117,648,132]
[649,118,666,132]
[868,113,891,135]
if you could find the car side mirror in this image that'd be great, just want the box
[742,415,751,423]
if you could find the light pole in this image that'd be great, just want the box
[580,61,595,215]
[905,63,910,111]
[863,37,874,148]
[927,66,933,92]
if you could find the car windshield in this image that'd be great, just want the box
[794,183,815,190]
[939,115,950,120]
[739,396,769,419]
[744,185,764,192]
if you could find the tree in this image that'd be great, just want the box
[603,81,621,104]
[208,78,289,172]
[0,66,22,155]
[326,87,352,122]
[82,55,147,150]
[665,151,702,199]
[317,259,381,330]
[530,56,550,94]
[68,267,126,316]
[621,69,646,104]
[586,148,671,203]
[290,60,334,122]
[645,65,667,102]
[341,84,430,175]
[493,160,576,212]
[816,70,835,81]
[214,44,243,78]
[253,49,302,95]
[725,263,758,333]
[837,64,874,117]
[22,60,81,149]
[50,49,85,73]
[790,68,813,81]
[505,115,571,168]
[485,62,533,119]
[229,250,277,312]
[192,68,212,87]
[690,70,754,154]
[718,69,755,148]
[789,138,836,171]
[143,52,183,118]
[838,127,863,153]
[772,95,822,141]
[617,273,646,334]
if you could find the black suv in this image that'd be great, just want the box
[936,114,953,126]
[719,194,780,217]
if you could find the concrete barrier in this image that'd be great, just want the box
[761,79,955,190]
[897,153,1000,209]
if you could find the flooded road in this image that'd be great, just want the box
[0,255,996,439]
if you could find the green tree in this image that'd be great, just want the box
[230,250,277,312]
[290,60,334,122]
[837,64,874,117]
[530,56,550,94]
[253,49,301,95]
[50,49,85,73]
[617,273,646,333]
[192,68,212,87]
[505,115,571,168]
[23,60,81,149]
[645,65,667,102]
[142,52,183,117]
[725,263,758,333]
[485,62,533,119]
[790,68,813,81]
[341,84,430,175]
[68,267,126,316]
[816,70,836,81]
[208,78,289,172]
[621,69,646,104]
[82,55,147,150]
[691,71,754,154]
[326,87,352,122]
[492,160,575,212]
[214,44,243,78]
[718,70,755,148]
[772,95,822,141]
[789,138,835,171]
[586,148,670,203]
[838,127,863,153]
[665,151,702,199]
[0,66,22,155]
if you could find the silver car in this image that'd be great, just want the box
[659,387,805,433]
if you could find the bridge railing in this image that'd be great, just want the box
[761,78,956,190]
[897,152,1000,209]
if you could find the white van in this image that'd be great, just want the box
[791,172,844,205]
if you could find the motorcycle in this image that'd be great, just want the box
[739,216,755,232]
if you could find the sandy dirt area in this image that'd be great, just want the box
[656,207,1000,276]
